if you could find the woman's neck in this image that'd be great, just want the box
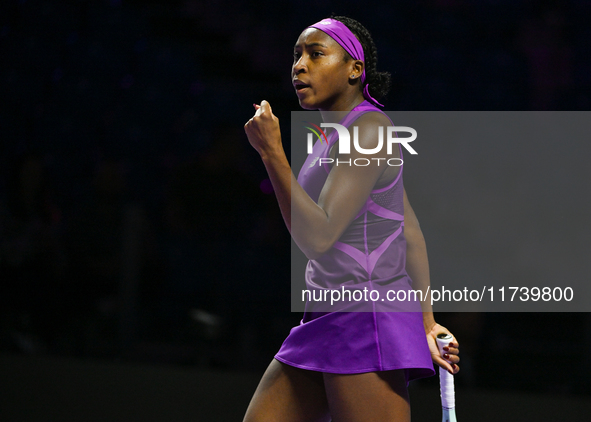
[320,94,365,123]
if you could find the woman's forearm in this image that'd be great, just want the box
[260,147,332,259]
[403,188,436,331]
[405,226,436,331]
[246,102,334,259]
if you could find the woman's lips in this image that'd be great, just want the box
[293,80,311,92]
[295,85,311,96]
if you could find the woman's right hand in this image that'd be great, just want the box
[244,100,283,160]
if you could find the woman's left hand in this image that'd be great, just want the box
[425,323,460,375]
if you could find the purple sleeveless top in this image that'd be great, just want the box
[275,101,435,380]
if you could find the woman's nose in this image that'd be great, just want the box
[293,56,307,74]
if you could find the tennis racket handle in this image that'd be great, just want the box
[436,334,457,421]
[442,407,458,422]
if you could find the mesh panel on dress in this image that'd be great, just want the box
[370,186,397,209]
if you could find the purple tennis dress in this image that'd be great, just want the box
[274,100,435,382]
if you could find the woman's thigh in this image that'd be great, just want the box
[323,369,410,422]
[243,359,331,422]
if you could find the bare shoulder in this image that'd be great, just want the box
[353,110,391,129]
[349,111,391,151]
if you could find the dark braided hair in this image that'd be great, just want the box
[330,15,391,103]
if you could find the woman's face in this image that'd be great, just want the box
[292,28,354,110]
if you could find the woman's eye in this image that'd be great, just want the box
[292,51,322,60]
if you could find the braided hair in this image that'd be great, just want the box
[330,15,391,103]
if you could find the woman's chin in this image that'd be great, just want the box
[298,98,318,110]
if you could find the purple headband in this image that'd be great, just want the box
[307,18,384,108]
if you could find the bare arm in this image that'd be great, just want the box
[402,188,435,328]
[244,101,393,260]
[403,188,460,374]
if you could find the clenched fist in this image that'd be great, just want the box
[244,100,283,160]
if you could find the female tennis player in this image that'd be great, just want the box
[243,15,460,422]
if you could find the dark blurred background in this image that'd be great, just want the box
[1,0,590,420]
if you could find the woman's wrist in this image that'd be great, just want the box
[260,142,286,163]
[423,312,436,333]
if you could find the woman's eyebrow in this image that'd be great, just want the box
[293,42,328,49]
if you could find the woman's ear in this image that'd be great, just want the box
[352,60,364,79]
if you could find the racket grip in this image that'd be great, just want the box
[436,333,457,421]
